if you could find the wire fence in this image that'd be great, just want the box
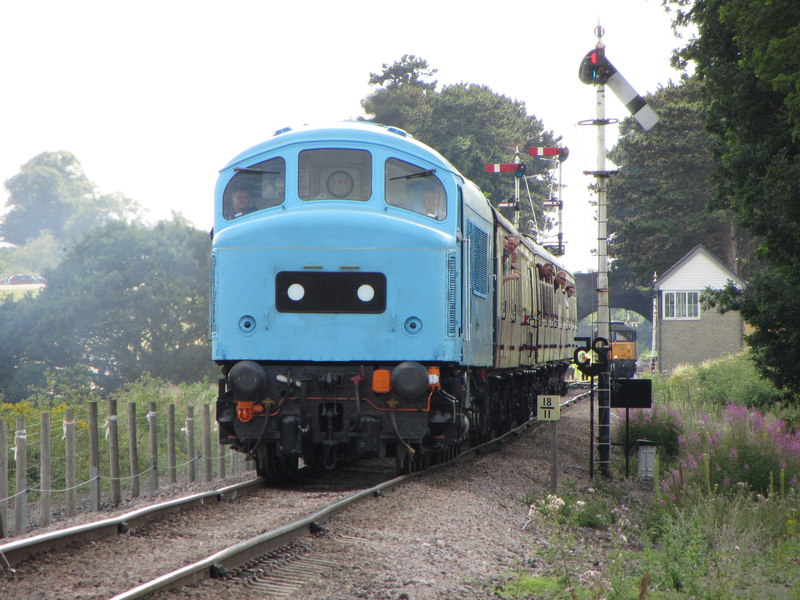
[0,399,254,538]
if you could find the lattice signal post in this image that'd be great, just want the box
[577,26,659,478]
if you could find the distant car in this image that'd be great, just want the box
[1,274,47,286]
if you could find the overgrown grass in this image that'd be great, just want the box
[502,353,800,599]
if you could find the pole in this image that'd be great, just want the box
[557,160,564,255]
[593,29,612,478]
[651,272,659,373]
[513,147,521,230]
[550,421,558,492]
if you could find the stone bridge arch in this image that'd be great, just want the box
[574,272,652,323]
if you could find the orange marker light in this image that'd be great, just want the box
[372,369,391,394]
[427,367,441,389]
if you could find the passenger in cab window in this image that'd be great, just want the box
[566,284,576,298]
[422,187,445,220]
[555,270,568,290]
[263,175,284,205]
[225,188,255,219]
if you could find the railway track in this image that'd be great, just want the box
[0,394,583,599]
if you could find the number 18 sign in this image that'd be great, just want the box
[537,395,561,421]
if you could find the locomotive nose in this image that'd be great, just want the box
[390,361,430,400]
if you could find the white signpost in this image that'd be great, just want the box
[537,395,561,421]
[538,395,561,491]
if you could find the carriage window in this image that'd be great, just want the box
[298,149,371,201]
[385,158,446,220]
[223,157,285,220]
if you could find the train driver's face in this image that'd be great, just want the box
[233,190,250,210]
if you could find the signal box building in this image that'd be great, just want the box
[654,245,746,373]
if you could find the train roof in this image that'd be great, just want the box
[221,121,464,182]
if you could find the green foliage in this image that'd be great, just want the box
[613,402,683,461]
[656,403,800,499]
[1,151,139,247]
[0,231,63,277]
[663,0,800,397]
[368,54,437,91]
[527,492,616,530]
[496,573,561,599]
[642,485,800,598]
[608,78,748,289]
[0,217,215,401]
[658,351,786,409]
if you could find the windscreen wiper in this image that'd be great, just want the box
[234,168,281,175]
[390,168,436,181]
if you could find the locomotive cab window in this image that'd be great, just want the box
[385,158,446,221]
[298,149,371,201]
[223,157,285,220]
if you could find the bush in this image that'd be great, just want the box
[613,401,684,461]
[659,403,800,498]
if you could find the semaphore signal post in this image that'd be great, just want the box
[576,25,659,478]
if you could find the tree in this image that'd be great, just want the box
[1,151,139,246]
[368,54,437,91]
[0,217,214,400]
[607,78,748,290]
[663,0,800,394]
[362,57,561,238]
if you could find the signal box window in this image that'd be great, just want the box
[663,291,700,319]
[223,157,285,220]
[385,158,446,220]
[298,149,371,201]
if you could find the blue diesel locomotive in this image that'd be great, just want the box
[212,122,577,478]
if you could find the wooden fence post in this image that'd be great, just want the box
[14,416,28,535]
[148,402,158,492]
[0,419,7,537]
[231,448,240,475]
[64,408,76,518]
[88,402,101,512]
[128,403,139,498]
[187,406,196,483]
[218,442,226,480]
[108,399,121,506]
[202,404,212,482]
[40,412,51,527]
[167,404,176,484]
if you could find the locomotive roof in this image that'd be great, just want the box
[221,121,463,180]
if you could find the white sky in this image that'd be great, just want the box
[0,0,684,273]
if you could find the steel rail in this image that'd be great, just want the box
[0,477,264,567]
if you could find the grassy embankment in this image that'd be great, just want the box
[499,352,800,599]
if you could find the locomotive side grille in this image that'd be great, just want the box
[447,251,457,336]
[468,221,489,298]
[210,251,217,338]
